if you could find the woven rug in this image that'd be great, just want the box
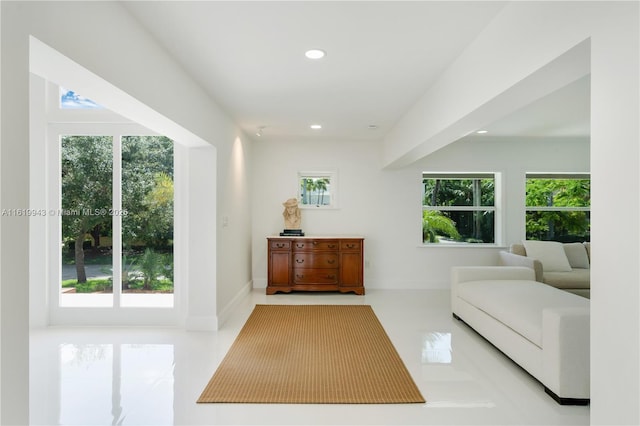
[197,304,425,404]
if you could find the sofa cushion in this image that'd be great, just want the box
[523,240,572,272]
[511,244,526,256]
[456,280,589,347]
[583,242,590,262]
[563,243,590,269]
[544,269,591,289]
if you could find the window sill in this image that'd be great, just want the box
[418,243,508,249]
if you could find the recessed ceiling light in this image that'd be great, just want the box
[310,124,322,130]
[368,124,379,130]
[305,49,326,60]
[476,130,488,134]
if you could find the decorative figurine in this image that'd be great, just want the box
[281,198,304,236]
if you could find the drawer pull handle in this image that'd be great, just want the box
[313,241,318,245]
[328,244,336,248]
[296,243,305,248]
[276,243,286,248]
[296,259,305,263]
[346,244,355,249]
[327,259,336,264]
[296,274,304,279]
[327,275,335,279]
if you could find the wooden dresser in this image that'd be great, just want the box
[267,236,364,295]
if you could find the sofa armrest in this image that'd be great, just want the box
[499,251,544,282]
[542,307,590,400]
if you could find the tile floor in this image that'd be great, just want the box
[29,289,589,425]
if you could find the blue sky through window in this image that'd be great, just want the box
[60,88,103,109]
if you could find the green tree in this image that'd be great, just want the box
[122,136,174,250]
[422,210,461,243]
[141,172,174,248]
[526,179,590,240]
[423,178,494,242]
[61,136,113,283]
[137,248,164,291]
[316,178,329,205]
[300,178,316,205]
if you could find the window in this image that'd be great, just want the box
[59,134,175,308]
[298,171,337,208]
[525,173,590,242]
[422,173,496,244]
[60,87,103,109]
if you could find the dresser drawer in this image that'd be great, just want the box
[340,240,362,251]
[293,269,339,284]
[292,240,339,251]
[293,253,338,268]
[269,240,291,250]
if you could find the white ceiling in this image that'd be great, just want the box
[123,1,590,144]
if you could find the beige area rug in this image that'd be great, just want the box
[197,304,425,404]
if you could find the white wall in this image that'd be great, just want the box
[251,136,590,290]
[382,2,639,423]
[216,136,254,324]
[1,2,253,423]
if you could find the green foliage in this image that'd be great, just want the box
[526,179,590,208]
[138,248,165,290]
[300,177,331,205]
[60,134,175,291]
[61,278,112,293]
[122,136,174,250]
[526,179,590,241]
[422,210,461,243]
[61,136,114,282]
[61,136,113,241]
[422,178,494,243]
[423,178,494,207]
[162,253,174,282]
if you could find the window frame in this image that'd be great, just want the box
[43,82,183,325]
[421,172,500,246]
[297,170,338,209]
[525,172,591,241]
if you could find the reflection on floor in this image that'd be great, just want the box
[30,289,589,425]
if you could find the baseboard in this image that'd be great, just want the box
[544,387,590,406]
[217,280,252,328]
[252,278,267,289]
[184,315,218,331]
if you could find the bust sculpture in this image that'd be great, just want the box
[282,198,301,230]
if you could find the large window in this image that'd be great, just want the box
[525,173,590,242]
[422,173,496,244]
[52,86,176,310]
[59,134,175,308]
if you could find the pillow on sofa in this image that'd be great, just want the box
[563,242,590,269]
[522,240,572,272]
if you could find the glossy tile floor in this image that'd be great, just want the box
[29,289,589,425]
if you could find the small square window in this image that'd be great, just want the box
[298,171,337,209]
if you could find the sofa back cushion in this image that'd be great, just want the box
[563,242,590,269]
[510,243,527,256]
[522,240,573,272]
[583,242,590,262]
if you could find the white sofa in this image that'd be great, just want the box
[451,266,590,405]
[499,241,590,298]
